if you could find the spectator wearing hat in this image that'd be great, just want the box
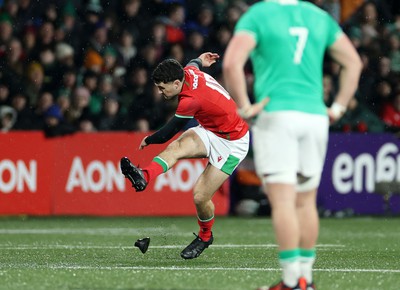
[83,49,104,73]
[0,13,14,54]
[23,61,45,106]
[0,105,17,132]
[43,104,76,137]
[55,43,75,68]
[53,42,76,88]
[102,45,120,74]
[82,0,103,37]
[89,74,114,115]
[31,91,55,130]
[21,24,37,59]
[58,1,83,60]
[87,21,109,55]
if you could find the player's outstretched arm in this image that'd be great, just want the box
[138,116,189,150]
[198,52,219,68]
[186,52,219,70]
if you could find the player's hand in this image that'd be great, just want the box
[238,97,270,119]
[327,102,346,124]
[139,136,148,150]
[198,52,220,67]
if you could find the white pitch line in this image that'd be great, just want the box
[0,244,344,250]
[3,265,397,274]
[0,228,172,235]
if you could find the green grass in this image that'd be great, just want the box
[0,216,399,290]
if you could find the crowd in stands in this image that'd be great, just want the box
[0,0,400,136]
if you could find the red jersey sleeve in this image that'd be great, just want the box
[175,94,200,119]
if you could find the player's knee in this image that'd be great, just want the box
[296,174,320,192]
[193,192,209,205]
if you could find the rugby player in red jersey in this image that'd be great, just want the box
[121,52,265,259]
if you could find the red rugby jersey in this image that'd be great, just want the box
[176,65,248,140]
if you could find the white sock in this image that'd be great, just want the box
[281,260,301,287]
[300,256,315,283]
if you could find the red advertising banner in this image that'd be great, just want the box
[0,132,229,216]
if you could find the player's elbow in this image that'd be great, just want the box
[222,58,233,74]
[354,54,363,74]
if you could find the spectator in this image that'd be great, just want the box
[83,49,103,73]
[160,3,186,44]
[94,92,126,131]
[118,0,146,44]
[43,104,76,137]
[31,21,55,60]
[116,29,137,67]
[0,82,11,106]
[149,21,167,58]
[57,68,77,100]
[0,38,25,90]
[87,21,109,55]
[24,61,45,106]
[10,92,33,130]
[31,91,55,129]
[21,25,37,59]
[65,86,91,127]
[54,43,75,74]
[0,105,17,132]
[58,1,82,57]
[102,45,122,75]
[380,91,400,131]
[90,74,114,115]
[120,66,149,114]
[387,33,400,73]
[184,30,206,64]
[185,4,215,37]
[0,13,14,53]
[165,42,185,64]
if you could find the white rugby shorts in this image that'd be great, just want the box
[189,125,249,175]
[252,111,329,184]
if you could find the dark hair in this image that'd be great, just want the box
[151,59,184,84]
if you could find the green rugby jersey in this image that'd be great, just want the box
[234,0,343,115]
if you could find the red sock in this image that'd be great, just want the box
[198,217,215,241]
[142,161,164,183]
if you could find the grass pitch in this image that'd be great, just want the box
[0,216,399,290]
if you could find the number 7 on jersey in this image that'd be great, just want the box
[289,27,309,64]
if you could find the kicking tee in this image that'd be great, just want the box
[234,0,343,115]
[176,66,248,140]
